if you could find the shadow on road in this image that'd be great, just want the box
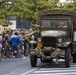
[36,58,75,68]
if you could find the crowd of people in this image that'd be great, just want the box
[0,29,32,61]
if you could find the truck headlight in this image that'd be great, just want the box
[38,38,41,42]
[73,31,76,41]
[58,38,62,43]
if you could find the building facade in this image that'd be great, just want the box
[9,16,31,30]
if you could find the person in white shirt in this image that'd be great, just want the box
[0,32,2,61]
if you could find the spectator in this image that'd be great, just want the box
[18,31,23,57]
[0,32,2,61]
[23,31,29,56]
[1,32,6,61]
[10,32,23,59]
[5,32,11,59]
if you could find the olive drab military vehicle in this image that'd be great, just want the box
[29,9,76,67]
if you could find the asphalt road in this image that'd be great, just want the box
[0,56,76,75]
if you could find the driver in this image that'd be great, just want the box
[58,21,67,28]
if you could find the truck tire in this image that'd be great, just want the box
[72,53,76,63]
[65,48,70,67]
[30,55,37,67]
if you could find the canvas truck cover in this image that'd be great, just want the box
[36,9,76,27]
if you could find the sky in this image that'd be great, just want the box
[60,0,66,2]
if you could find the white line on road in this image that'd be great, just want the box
[33,69,76,73]
[20,68,38,75]
[40,67,76,70]
[27,72,76,75]
[4,69,20,75]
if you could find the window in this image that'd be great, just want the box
[41,20,51,27]
[41,19,67,28]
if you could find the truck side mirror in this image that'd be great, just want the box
[73,31,76,41]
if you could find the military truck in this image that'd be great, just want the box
[29,9,76,67]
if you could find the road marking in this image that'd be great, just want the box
[27,64,76,75]
[20,68,38,75]
[40,67,76,70]
[33,69,76,73]
[10,69,20,74]
[27,72,76,75]
[4,69,20,75]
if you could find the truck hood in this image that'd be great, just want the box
[41,30,67,37]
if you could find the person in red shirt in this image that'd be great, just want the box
[1,32,6,61]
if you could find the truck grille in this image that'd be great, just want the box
[42,37,57,44]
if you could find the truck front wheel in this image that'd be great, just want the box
[30,55,37,67]
[65,48,70,67]
[72,53,76,63]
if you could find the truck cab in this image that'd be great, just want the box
[29,9,76,67]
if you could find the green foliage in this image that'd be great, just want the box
[0,0,59,24]
[0,0,76,24]
[0,19,7,25]
[63,2,76,10]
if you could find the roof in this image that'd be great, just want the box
[5,21,13,25]
[9,16,16,20]
[36,9,76,25]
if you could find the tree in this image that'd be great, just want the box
[0,0,16,24]
[0,0,59,24]
[62,0,76,10]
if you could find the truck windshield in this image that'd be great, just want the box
[41,19,67,28]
